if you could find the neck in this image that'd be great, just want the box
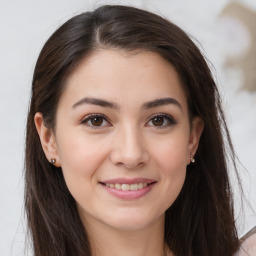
[81,214,172,256]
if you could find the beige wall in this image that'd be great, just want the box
[220,2,256,91]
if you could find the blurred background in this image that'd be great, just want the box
[0,0,255,255]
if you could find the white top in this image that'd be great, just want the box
[236,227,256,256]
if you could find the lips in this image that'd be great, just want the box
[105,182,148,191]
[101,178,155,184]
[99,178,156,200]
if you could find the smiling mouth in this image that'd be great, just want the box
[99,180,156,199]
[101,182,154,191]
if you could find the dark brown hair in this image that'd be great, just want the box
[25,4,240,256]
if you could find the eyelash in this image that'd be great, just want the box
[80,114,111,129]
[146,113,177,129]
[80,113,176,129]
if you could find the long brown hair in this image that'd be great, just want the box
[25,5,240,255]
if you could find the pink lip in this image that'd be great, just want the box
[99,178,156,200]
[101,178,155,184]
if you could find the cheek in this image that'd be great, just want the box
[159,142,187,189]
[55,129,110,192]
[56,133,111,211]
[151,135,188,205]
[152,133,189,173]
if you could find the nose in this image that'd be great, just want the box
[110,125,149,169]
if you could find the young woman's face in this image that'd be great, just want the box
[47,50,203,231]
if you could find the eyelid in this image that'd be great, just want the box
[79,113,176,129]
[145,113,177,128]
[80,113,112,128]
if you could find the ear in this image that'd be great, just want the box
[187,117,204,164]
[34,112,61,167]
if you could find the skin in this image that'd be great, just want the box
[35,49,204,256]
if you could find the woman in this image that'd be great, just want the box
[25,4,255,256]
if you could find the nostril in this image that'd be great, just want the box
[125,161,145,169]
[114,160,145,169]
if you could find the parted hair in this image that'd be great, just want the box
[25,5,240,256]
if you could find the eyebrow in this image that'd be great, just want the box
[142,97,182,110]
[72,97,120,110]
[72,97,182,110]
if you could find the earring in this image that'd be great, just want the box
[51,158,56,165]
[190,156,195,163]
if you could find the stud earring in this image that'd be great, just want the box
[51,158,56,165]
[190,156,195,163]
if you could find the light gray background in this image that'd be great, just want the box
[0,0,255,255]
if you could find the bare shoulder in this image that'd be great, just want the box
[236,227,256,256]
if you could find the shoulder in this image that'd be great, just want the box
[236,227,256,256]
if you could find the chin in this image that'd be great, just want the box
[102,210,164,231]
[106,218,152,231]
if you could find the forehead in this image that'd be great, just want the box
[59,49,188,111]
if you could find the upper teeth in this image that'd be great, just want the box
[105,183,148,191]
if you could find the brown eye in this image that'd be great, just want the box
[91,116,103,126]
[146,114,176,128]
[81,114,110,128]
[152,116,164,126]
